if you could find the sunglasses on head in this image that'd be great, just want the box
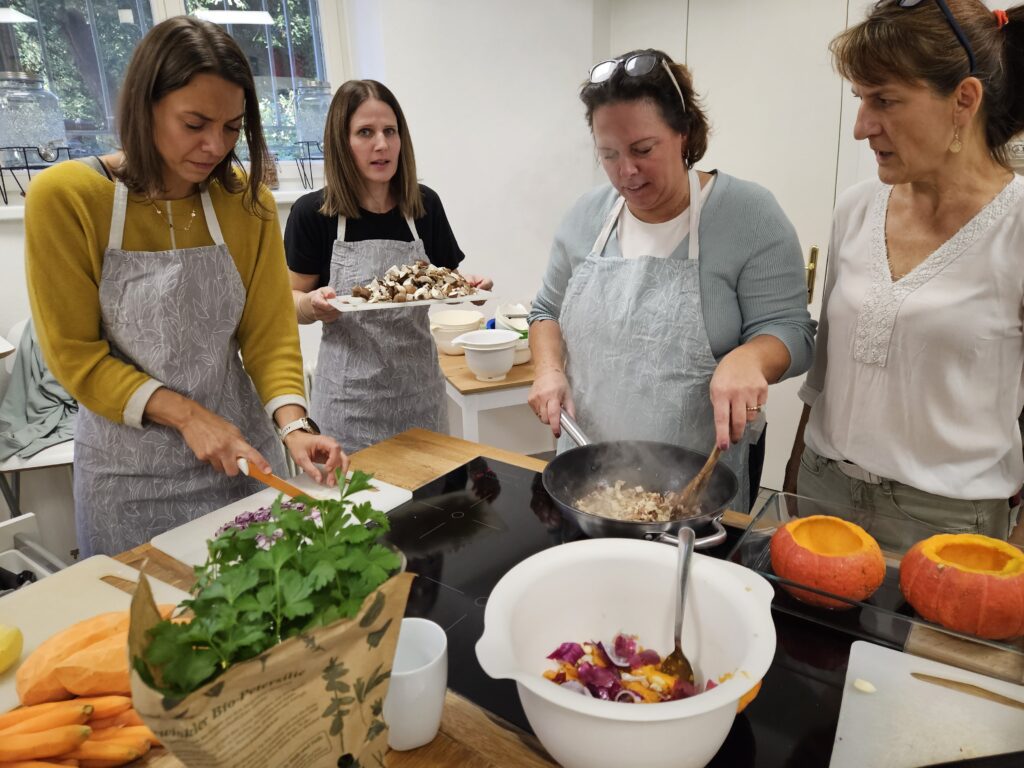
[886,0,977,75]
[588,52,687,114]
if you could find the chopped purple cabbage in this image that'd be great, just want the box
[546,642,585,665]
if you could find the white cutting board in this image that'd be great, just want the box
[0,555,190,712]
[831,641,1024,767]
[150,472,412,568]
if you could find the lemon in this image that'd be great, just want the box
[0,623,24,674]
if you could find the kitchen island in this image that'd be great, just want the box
[113,429,1023,768]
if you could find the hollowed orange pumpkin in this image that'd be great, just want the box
[899,534,1024,640]
[770,515,886,610]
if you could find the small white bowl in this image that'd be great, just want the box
[452,329,520,381]
[431,309,484,332]
[513,338,531,365]
[495,303,530,334]
[432,326,467,356]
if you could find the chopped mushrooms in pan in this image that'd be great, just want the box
[575,481,698,522]
[351,260,477,303]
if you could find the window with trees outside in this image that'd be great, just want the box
[0,0,329,162]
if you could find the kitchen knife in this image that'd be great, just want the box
[911,672,1024,711]
[236,458,309,499]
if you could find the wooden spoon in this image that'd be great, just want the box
[668,445,722,520]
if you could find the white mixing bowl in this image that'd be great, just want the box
[475,538,776,768]
[452,329,520,381]
[430,310,484,355]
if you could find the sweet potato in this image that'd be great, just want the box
[51,634,129,698]
[0,704,92,736]
[83,709,141,731]
[0,725,91,762]
[15,615,129,706]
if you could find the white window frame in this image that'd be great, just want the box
[151,0,348,193]
[0,0,347,217]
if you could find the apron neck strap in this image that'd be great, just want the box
[199,189,224,246]
[592,196,626,256]
[108,181,221,250]
[108,181,130,251]
[336,213,420,241]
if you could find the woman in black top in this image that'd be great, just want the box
[285,79,491,451]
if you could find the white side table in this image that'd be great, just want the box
[438,354,535,443]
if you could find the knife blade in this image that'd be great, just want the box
[911,672,1024,711]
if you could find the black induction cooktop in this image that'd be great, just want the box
[380,457,736,736]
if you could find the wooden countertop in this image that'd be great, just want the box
[438,352,536,395]
[117,429,564,767]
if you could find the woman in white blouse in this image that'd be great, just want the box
[785,0,1024,545]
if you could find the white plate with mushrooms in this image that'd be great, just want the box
[328,288,492,313]
[327,261,492,312]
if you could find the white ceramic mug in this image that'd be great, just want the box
[383,617,448,751]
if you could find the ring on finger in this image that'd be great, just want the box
[745,404,763,413]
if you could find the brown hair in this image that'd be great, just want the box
[831,1,1024,163]
[319,80,424,220]
[115,16,270,215]
[580,49,710,167]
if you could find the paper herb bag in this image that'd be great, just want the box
[129,570,414,768]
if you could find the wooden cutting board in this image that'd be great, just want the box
[0,555,190,711]
[830,641,1024,768]
[150,473,412,568]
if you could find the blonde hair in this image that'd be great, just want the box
[320,80,424,220]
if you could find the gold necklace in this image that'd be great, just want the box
[150,196,198,232]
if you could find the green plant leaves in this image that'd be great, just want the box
[140,470,401,698]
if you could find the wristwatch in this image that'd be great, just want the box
[277,416,321,440]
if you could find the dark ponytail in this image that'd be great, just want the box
[999,6,1024,155]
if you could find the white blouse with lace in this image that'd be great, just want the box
[800,174,1024,499]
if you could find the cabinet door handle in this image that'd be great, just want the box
[806,246,819,305]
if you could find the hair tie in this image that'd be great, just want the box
[994,9,1009,29]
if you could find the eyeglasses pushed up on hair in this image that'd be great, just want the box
[588,52,687,114]
[886,0,977,75]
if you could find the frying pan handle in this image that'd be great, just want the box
[655,519,728,550]
[559,410,591,447]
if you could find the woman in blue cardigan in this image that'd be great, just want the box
[527,49,815,511]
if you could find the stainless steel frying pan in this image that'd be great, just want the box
[541,411,739,549]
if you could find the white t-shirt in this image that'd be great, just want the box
[618,176,715,259]
[800,175,1024,499]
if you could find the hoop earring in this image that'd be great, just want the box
[949,125,963,154]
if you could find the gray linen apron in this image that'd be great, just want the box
[74,180,285,556]
[311,214,446,452]
[558,169,752,512]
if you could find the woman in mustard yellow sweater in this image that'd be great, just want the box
[24,17,345,556]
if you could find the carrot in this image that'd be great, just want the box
[0,705,92,736]
[88,726,159,747]
[83,710,141,731]
[0,761,80,768]
[0,702,91,732]
[64,698,130,721]
[61,739,145,764]
[0,725,91,762]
